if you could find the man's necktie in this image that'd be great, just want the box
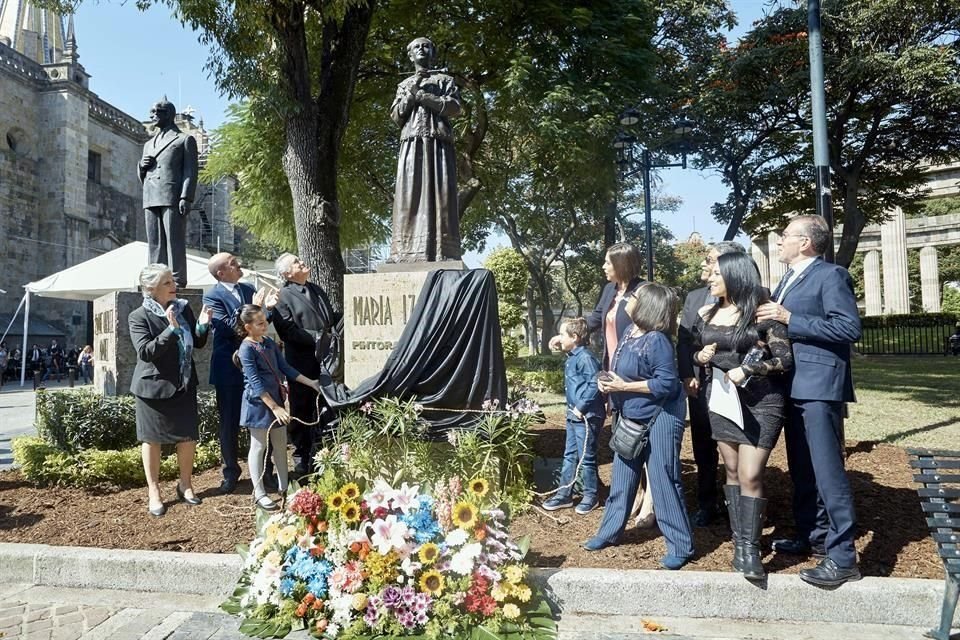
[773,268,795,303]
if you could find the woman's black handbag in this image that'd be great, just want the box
[610,404,665,460]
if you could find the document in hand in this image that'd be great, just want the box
[709,374,745,430]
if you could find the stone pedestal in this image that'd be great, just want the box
[881,207,910,314]
[92,290,211,396]
[864,250,882,316]
[919,246,941,312]
[343,269,434,388]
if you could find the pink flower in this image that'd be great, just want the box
[370,515,410,555]
[391,482,420,514]
[364,479,393,512]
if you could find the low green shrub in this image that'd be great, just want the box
[35,389,223,453]
[13,437,220,488]
[21,388,225,489]
[501,335,521,360]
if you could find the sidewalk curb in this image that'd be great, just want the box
[0,543,954,629]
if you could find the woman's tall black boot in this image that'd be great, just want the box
[723,484,743,572]
[738,495,767,581]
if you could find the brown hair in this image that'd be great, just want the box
[628,282,679,337]
[235,304,264,339]
[606,242,642,284]
[559,317,589,346]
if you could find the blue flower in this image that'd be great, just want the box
[279,577,297,597]
[307,575,328,598]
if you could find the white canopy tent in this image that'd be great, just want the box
[6,242,279,386]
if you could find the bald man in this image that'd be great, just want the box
[202,252,277,493]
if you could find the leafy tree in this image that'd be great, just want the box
[483,248,527,332]
[692,0,960,266]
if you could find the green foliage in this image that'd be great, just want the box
[19,389,224,488]
[505,354,567,395]
[202,100,391,252]
[35,389,221,453]
[485,249,528,332]
[943,286,960,315]
[860,312,958,329]
[326,396,539,511]
[13,437,221,488]
[692,0,960,263]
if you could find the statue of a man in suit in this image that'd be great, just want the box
[139,98,199,288]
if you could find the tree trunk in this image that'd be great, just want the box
[835,184,865,268]
[525,286,539,355]
[273,0,374,313]
[532,267,556,354]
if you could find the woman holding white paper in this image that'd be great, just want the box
[692,252,793,581]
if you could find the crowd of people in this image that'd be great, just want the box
[120,215,862,588]
[543,215,863,587]
[0,340,95,387]
[127,251,341,517]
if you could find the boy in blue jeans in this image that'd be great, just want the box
[542,317,605,514]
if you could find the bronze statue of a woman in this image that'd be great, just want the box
[387,37,462,263]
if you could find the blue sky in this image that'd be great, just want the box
[72,0,777,265]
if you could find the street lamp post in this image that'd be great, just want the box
[613,111,694,281]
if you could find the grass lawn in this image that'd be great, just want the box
[846,355,960,449]
[520,354,960,450]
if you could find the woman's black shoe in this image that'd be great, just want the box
[176,484,202,506]
[148,502,167,517]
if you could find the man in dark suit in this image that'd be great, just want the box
[757,214,862,587]
[677,241,746,527]
[202,252,277,494]
[272,253,341,476]
[139,98,198,288]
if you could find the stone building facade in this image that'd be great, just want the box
[0,4,237,349]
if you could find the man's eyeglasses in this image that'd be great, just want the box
[781,233,808,240]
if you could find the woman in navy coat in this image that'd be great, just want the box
[236,305,321,512]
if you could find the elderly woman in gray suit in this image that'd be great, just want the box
[129,264,210,516]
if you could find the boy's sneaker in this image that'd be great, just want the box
[575,498,599,515]
[541,496,574,511]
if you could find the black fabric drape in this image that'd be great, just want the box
[318,269,507,433]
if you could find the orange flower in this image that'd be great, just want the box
[296,603,308,617]
[350,542,362,554]
[316,619,328,632]
[310,546,325,558]
[316,521,328,533]
[474,525,487,540]
[312,599,324,611]
[304,593,316,604]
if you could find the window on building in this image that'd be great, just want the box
[87,151,102,183]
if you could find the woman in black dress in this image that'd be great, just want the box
[693,252,793,580]
[129,264,210,516]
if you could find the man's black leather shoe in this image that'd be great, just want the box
[771,538,826,557]
[218,479,237,495]
[799,557,861,587]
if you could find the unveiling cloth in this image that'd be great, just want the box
[319,269,507,434]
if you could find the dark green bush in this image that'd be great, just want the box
[35,389,222,453]
[860,312,958,329]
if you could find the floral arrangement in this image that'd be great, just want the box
[223,456,555,639]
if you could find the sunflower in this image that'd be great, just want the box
[340,501,361,523]
[327,492,345,510]
[340,482,361,501]
[467,477,489,498]
[418,542,440,565]
[419,569,445,596]
[452,501,478,530]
